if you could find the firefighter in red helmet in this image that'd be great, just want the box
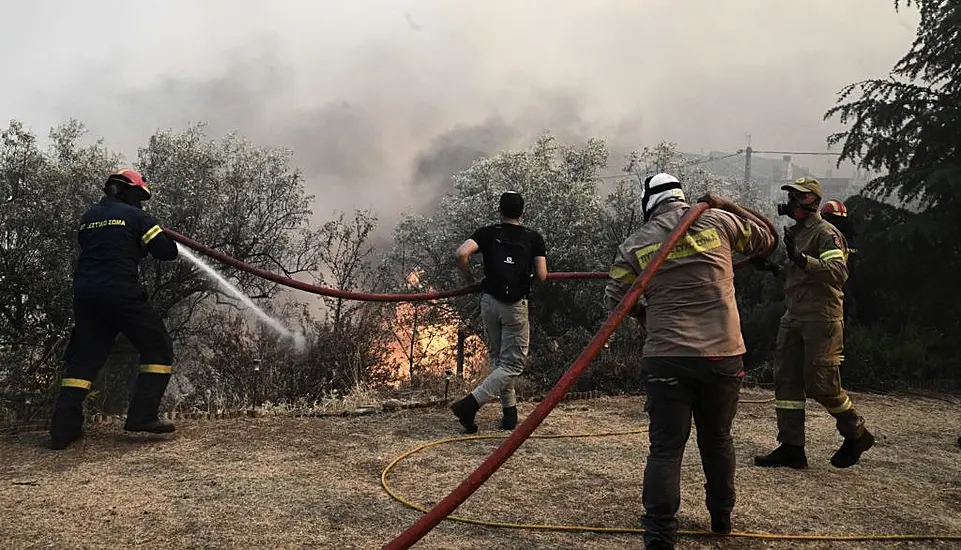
[820,200,854,244]
[821,200,847,217]
[50,169,180,450]
[820,200,857,321]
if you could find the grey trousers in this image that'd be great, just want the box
[471,293,530,408]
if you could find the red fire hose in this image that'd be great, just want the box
[382,202,713,549]
[162,202,774,303]
[163,228,608,301]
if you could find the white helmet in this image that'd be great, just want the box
[641,173,685,221]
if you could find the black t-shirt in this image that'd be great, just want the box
[470,223,546,301]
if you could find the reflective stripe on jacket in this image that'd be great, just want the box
[783,213,848,321]
[73,196,174,298]
[604,201,773,357]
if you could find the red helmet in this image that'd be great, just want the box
[107,168,151,200]
[820,200,847,217]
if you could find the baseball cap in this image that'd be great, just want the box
[781,177,822,199]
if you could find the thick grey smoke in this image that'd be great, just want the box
[0,0,919,224]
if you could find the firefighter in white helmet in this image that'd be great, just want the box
[604,173,775,549]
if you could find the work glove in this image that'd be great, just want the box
[783,228,807,268]
[696,193,731,210]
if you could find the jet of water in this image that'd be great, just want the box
[177,244,306,352]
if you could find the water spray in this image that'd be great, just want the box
[177,244,306,352]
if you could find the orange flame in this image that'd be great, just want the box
[383,269,486,385]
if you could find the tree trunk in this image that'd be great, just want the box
[408,306,418,380]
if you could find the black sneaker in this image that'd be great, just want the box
[831,430,875,468]
[754,443,808,469]
[450,394,480,434]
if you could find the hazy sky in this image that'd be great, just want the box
[0,0,919,221]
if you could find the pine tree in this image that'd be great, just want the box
[825,0,959,210]
[824,0,960,379]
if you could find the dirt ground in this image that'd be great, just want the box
[1,389,960,550]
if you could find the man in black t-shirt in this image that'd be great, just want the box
[450,191,547,433]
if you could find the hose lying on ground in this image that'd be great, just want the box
[381,430,961,543]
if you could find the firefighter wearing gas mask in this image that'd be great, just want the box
[50,169,179,450]
[754,177,875,469]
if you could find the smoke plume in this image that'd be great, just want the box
[0,0,920,224]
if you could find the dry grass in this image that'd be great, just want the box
[1,389,960,549]
[253,382,387,416]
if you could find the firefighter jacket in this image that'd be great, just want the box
[782,213,848,322]
[72,196,178,299]
[604,201,774,358]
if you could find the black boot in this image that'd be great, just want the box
[450,394,480,434]
[831,429,875,468]
[754,443,808,469]
[710,512,732,535]
[50,386,89,450]
[500,406,518,430]
[124,373,175,434]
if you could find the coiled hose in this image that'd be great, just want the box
[380,431,961,543]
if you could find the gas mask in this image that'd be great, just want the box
[116,187,145,210]
[777,193,816,221]
[105,181,145,209]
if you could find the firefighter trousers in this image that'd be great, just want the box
[51,295,174,441]
[774,317,866,446]
[640,356,743,549]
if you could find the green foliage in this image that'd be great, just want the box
[826,0,960,208]
[842,321,949,390]
[0,121,390,420]
[138,124,320,323]
[0,120,122,419]
[825,0,959,384]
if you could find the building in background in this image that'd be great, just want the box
[771,155,869,202]
[614,148,873,208]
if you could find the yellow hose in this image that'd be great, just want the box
[381,405,961,543]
